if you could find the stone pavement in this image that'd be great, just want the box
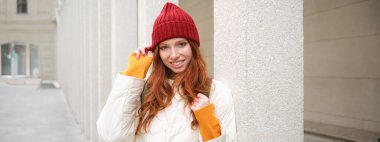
[0,83,88,142]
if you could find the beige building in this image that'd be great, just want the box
[0,0,56,83]
[304,0,380,141]
[2,0,378,141]
[56,0,303,141]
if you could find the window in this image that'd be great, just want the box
[17,0,28,14]
[1,42,39,78]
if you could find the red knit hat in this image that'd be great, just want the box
[147,2,200,52]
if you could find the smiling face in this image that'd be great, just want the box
[158,38,193,74]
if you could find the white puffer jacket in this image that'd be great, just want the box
[97,73,237,142]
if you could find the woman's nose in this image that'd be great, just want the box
[169,47,179,59]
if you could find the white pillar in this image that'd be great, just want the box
[79,0,85,135]
[98,0,112,108]
[82,0,90,138]
[111,0,138,77]
[214,0,304,141]
[89,0,100,141]
[138,0,178,47]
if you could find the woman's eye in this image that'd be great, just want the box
[179,42,187,47]
[159,46,168,51]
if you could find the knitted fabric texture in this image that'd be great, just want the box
[148,2,200,51]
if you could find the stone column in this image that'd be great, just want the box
[82,0,90,138]
[214,0,304,141]
[111,0,138,77]
[138,0,178,47]
[89,0,100,141]
[78,0,85,136]
[98,0,112,108]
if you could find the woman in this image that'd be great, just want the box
[97,2,236,142]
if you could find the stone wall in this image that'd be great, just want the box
[304,0,380,133]
[56,0,303,141]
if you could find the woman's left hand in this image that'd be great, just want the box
[190,93,210,111]
[191,93,221,140]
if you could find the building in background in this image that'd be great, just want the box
[304,0,380,141]
[1,0,378,141]
[0,0,57,84]
[56,0,303,141]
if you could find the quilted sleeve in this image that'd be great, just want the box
[97,73,145,142]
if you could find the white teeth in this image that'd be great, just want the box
[171,60,184,65]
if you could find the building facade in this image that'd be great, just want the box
[2,0,377,141]
[304,0,380,140]
[56,0,303,141]
[0,0,57,82]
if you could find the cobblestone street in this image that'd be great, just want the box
[0,83,87,142]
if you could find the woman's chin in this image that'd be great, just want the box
[170,67,187,74]
[171,69,185,74]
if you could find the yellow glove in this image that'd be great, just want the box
[194,104,222,141]
[121,52,153,79]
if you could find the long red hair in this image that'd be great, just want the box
[136,39,212,134]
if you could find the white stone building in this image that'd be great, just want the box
[2,0,379,141]
[56,0,303,141]
[0,0,56,82]
[304,0,380,141]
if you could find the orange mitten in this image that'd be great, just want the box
[121,53,152,79]
[194,104,221,141]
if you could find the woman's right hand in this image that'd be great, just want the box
[134,46,152,59]
[122,46,153,79]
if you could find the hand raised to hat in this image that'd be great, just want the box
[134,46,152,59]
[121,46,153,79]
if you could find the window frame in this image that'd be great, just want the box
[16,0,28,14]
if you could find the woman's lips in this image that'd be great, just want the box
[170,60,185,68]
